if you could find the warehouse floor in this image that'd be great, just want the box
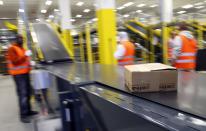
[0,75,62,131]
[0,75,33,131]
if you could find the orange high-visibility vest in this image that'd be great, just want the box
[168,39,174,59]
[7,45,31,75]
[118,41,135,66]
[175,35,197,69]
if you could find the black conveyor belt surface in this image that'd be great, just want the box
[44,62,206,120]
[32,23,71,61]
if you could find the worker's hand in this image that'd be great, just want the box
[30,61,36,66]
[25,50,32,56]
[169,58,176,66]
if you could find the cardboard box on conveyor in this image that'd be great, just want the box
[124,63,178,93]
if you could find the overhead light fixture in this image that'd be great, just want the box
[45,0,52,5]
[36,19,40,21]
[54,9,59,12]
[46,19,51,22]
[177,11,186,14]
[70,19,76,22]
[71,31,78,36]
[76,2,84,6]
[123,2,134,7]
[182,4,193,9]
[194,2,203,6]
[150,4,158,8]
[19,9,24,13]
[137,4,146,7]
[136,10,142,13]
[195,6,205,9]
[117,6,125,10]
[83,9,90,13]
[18,20,24,23]
[41,10,47,13]
[0,1,4,5]
[92,18,98,21]
[49,15,54,18]
[76,14,82,18]
[123,14,130,18]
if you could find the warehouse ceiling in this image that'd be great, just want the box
[0,0,205,28]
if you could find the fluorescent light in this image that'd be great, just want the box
[83,9,90,13]
[71,31,78,36]
[70,19,75,22]
[41,10,47,13]
[177,11,186,14]
[123,2,134,7]
[49,15,54,18]
[123,14,130,18]
[150,4,158,8]
[46,19,51,22]
[45,0,52,5]
[136,10,142,13]
[92,18,98,21]
[195,6,205,9]
[54,9,59,12]
[182,4,193,9]
[117,6,125,10]
[19,9,24,13]
[137,4,146,7]
[76,14,82,18]
[76,2,84,6]
[18,20,24,23]
[194,2,203,6]
[0,1,4,5]
[36,19,40,21]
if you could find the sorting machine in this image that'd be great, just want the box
[31,22,206,131]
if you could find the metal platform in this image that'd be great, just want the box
[43,63,206,120]
[32,23,71,62]
[41,62,206,130]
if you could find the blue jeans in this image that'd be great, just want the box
[13,73,31,118]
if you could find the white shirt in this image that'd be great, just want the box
[114,44,126,60]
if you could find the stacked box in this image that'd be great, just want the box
[124,63,178,93]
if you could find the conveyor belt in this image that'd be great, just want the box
[43,62,206,121]
[32,23,71,62]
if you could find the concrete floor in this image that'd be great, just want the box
[0,75,33,131]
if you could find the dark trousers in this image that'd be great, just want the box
[13,73,32,118]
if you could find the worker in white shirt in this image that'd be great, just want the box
[168,30,178,64]
[114,32,135,66]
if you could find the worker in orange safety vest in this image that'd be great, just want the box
[114,32,135,66]
[171,24,197,70]
[7,34,38,123]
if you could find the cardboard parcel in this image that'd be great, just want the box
[124,63,178,93]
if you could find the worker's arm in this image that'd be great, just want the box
[7,47,27,65]
[114,44,126,60]
[172,36,182,60]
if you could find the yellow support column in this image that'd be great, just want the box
[58,0,75,58]
[62,30,74,55]
[96,0,117,65]
[79,33,85,62]
[85,24,93,63]
[197,25,203,49]
[149,29,155,62]
[162,24,169,64]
